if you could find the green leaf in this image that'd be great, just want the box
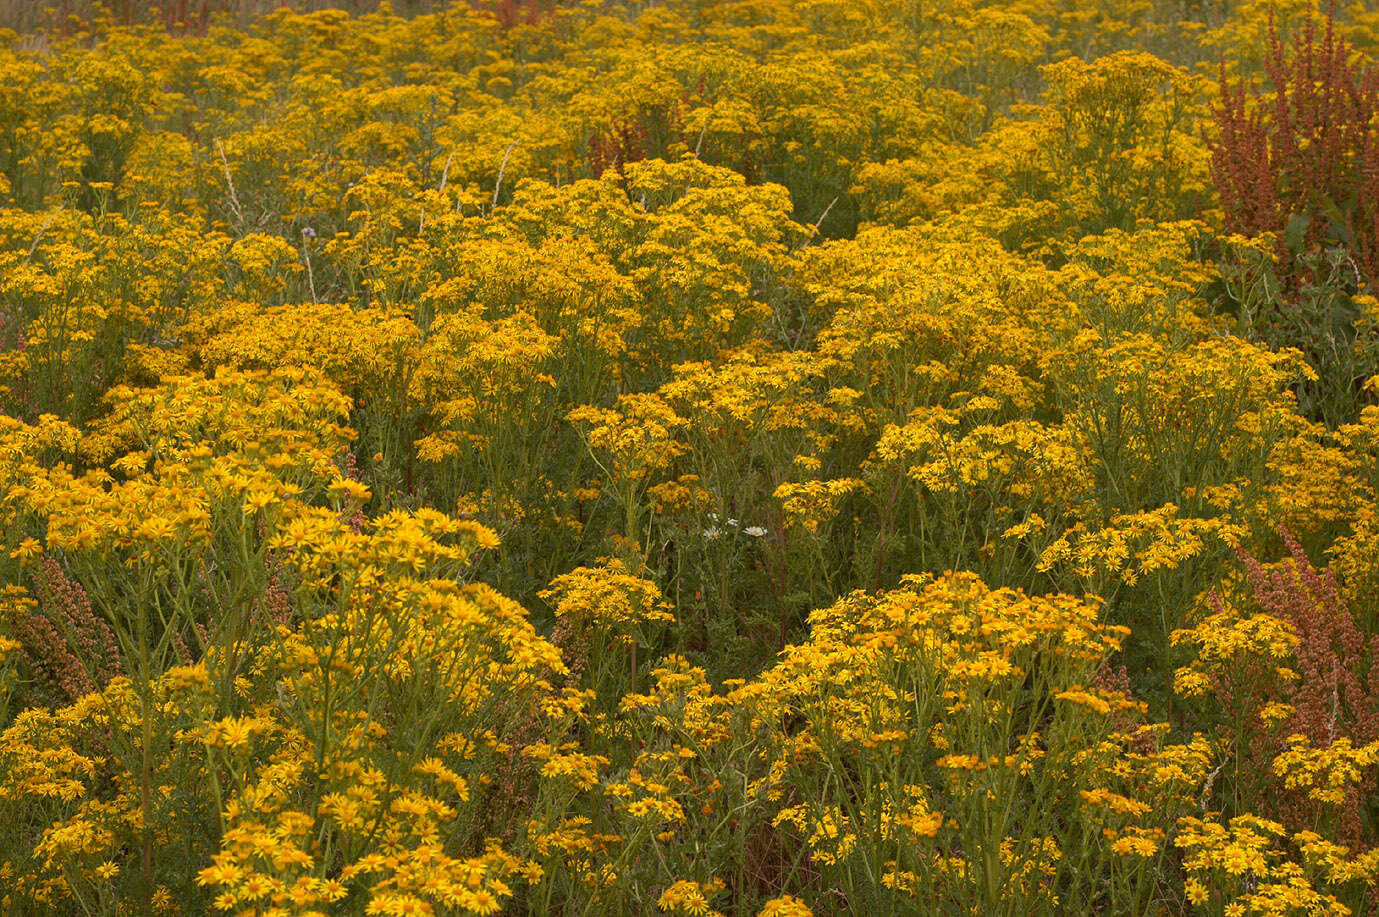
[1318,197,1354,246]
[1284,212,1311,253]
[1330,292,1360,343]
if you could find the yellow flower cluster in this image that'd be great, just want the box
[0,0,1378,914]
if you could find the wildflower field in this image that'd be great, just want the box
[2,0,1379,913]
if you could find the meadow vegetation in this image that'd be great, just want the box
[1,0,1379,913]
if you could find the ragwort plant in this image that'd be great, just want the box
[0,1,1378,915]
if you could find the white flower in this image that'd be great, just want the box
[744,526,768,538]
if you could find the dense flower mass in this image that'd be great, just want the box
[1,0,1379,913]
